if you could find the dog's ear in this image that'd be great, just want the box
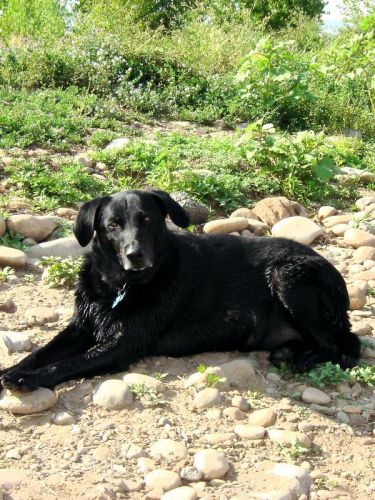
[74,197,108,247]
[151,190,190,228]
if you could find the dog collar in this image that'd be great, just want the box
[112,283,128,309]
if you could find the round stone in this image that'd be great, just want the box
[234,425,266,439]
[267,429,311,448]
[180,466,202,482]
[0,388,57,415]
[301,387,331,405]
[193,387,222,409]
[161,486,197,500]
[93,380,133,410]
[248,408,277,427]
[193,449,229,480]
[144,469,182,492]
[150,439,188,460]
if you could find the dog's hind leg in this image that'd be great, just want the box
[269,255,361,372]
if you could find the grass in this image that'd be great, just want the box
[276,440,310,460]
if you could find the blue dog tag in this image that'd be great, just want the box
[112,285,128,309]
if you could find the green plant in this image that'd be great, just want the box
[23,273,36,283]
[0,266,15,282]
[349,365,375,386]
[129,383,165,405]
[246,391,268,409]
[0,230,30,251]
[196,363,224,387]
[42,257,83,288]
[277,440,309,459]
[303,362,352,387]
[153,372,168,381]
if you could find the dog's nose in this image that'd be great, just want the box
[126,246,144,263]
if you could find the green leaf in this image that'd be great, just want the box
[313,157,339,181]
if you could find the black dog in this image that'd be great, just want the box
[0,190,360,391]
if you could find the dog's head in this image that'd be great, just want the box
[74,190,190,273]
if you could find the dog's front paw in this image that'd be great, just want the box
[1,370,41,392]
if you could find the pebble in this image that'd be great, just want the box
[234,424,266,439]
[0,299,16,313]
[298,422,314,432]
[347,283,367,310]
[93,380,133,409]
[180,466,203,482]
[331,223,349,236]
[52,411,75,425]
[144,469,182,492]
[248,407,277,427]
[344,228,375,248]
[267,429,312,448]
[92,446,115,461]
[310,404,336,416]
[161,486,197,500]
[0,331,32,354]
[223,407,247,420]
[123,373,165,392]
[302,387,331,405]
[204,432,236,445]
[336,411,350,424]
[25,307,59,326]
[0,246,26,268]
[193,387,222,409]
[231,395,251,412]
[193,449,229,480]
[352,246,375,263]
[271,216,323,245]
[203,217,249,235]
[150,439,188,460]
[122,444,145,459]
[318,206,337,219]
[0,388,57,414]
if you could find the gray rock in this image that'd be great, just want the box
[26,237,91,259]
[104,137,130,150]
[0,331,32,354]
[52,411,75,425]
[180,466,202,482]
[25,307,59,326]
[301,387,331,405]
[170,192,209,224]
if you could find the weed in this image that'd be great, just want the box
[129,383,165,406]
[0,230,30,251]
[195,363,224,388]
[246,391,268,409]
[349,365,375,387]
[42,257,83,288]
[23,274,36,284]
[368,288,375,298]
[0,266,15,283]
[276,440,309,460]
[153,372,168,382]
[303,362,352,387]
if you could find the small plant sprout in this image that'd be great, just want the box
[0,266,15,282]
[277,440,309,460]
[153,372,168,381]
[129,383,166,406]
[195,363,225,387]
[246,391,267,409]
[42,257,83,288]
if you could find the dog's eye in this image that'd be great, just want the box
[143,216,151,225]
[108,221,120,230]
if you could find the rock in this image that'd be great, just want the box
[0,331,32,354]
[22,237,37,247]
[318,206,337,219]
[138,457,156,473]
[55,208,78,218]
[0,246,26,268]
[0,300,16,313]
[234,425,266,439]
[193,388,222,409]
[353,246,375,263]
[246,219,269,234]
[240,229,254,238]
[0,469,28,489]
[252,197,306,227]
[193,449,229,480]
[364,259,375,269]
[337,411,350,424]
[74,153,94,169]
[347,284,367,310]
[25,307,59,326]
[248,461,312,499]
[231,395,251,412]
[0,388,57,414]
[248,408,277,427]
[204,432,236,444]
[301,387,331,405]
[310,404,335,416]
[6,215,59,242]
[52,411,75,425]
[170,192,209,224]
[150,439,188,460]
[223,407,247,420]
[0,216,5,236]
[356,196,375,211]
[92,446,115,461]
[355,269,375,281]
[349,263,364,273]
[161,486,197,500]
[298,422,313,433]
[144,469,182,492]
[104,137,130,150]
[123,373,165,392]
[230,208,259,220]
[180,466,202,482]
[26,236,91,259]
[93,380,133,409]
[340,166,375,184]
[267,429,312,448]
[271,216,324,245]
[203,217,249,235]
[218,358,257,388]
[331,223,349,236]
[323,214,353,228]
[122,444,145,459]
[344,229,375,248]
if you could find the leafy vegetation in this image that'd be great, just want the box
[42,257,83,288]
[0,230,31,250]
[196,363,224,387]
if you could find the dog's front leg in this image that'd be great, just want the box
[0,331,133,392]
